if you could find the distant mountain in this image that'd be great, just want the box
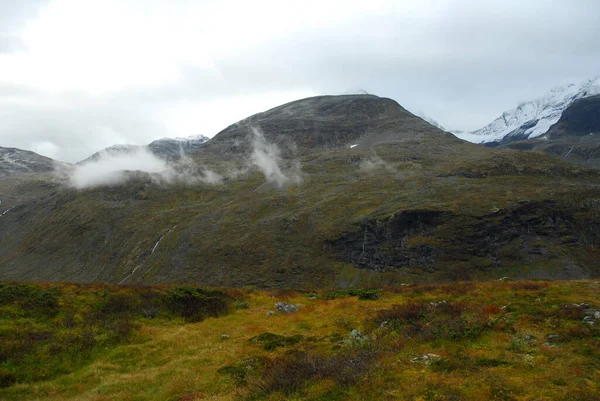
[147,135,210,160]
[79,135,210,164]
[502,94,600,168]
[455,77,600,144]
[417,112,446,131]
[0,146,58,177]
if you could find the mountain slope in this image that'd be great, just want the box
[2,94,600,288]
[78,135,210,164]
[0,146,58,177]
[502,94,600,168]
[455,77,600,144]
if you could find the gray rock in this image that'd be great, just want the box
[525,334,535,341]
[583,316,595,321]
[221,334,230,340]
[595,311,600,319]
[579,303,590,309]
[380,321,389,328]
[350,329,363,339]
[547,334,560,341]
[583,309,597,316]
[275,302,300,314]
[411,353,441,364]
[266,310,275,316]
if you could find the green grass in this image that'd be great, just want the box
[1,280,599,401]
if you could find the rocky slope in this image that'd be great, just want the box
[455,77,600,144]
[1,94,600,288]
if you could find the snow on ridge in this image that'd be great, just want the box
[456,77,600,143]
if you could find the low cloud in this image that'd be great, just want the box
[250,127,303,188]
[59,147,221,189]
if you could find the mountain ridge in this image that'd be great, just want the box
[454,77,600,144]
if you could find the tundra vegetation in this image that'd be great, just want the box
[1,280,599,401]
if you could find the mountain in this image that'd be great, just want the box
[417,112,446,131]
[78,144,142,164]
[147,135,210,160]
[0,146,58,177]
[201,94,456,160]
[79,135,210,164]
[455,77,600,144]
[502,94,600,168]
[2,94,600,288]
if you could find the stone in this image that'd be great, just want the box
[547,334,560,341]
[595,311,600,319]
[380,321,389,328]
[525,334,535,341]
[411,354,441,364]
[275,302,300,314]
[266,311,275,316]
[221,334,230,340]
[349,329,363,339]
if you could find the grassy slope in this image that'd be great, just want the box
[2,137,600,287]
[2,280,599,401]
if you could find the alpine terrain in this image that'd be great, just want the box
[1,94,600,288]
[455,77,600,145]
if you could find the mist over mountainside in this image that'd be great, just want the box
[79,135,210,164]
[454,77,600,144]
[1,94,600,288]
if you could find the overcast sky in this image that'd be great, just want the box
[0,0,599,163]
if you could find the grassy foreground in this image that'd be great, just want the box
[1,280,599,400]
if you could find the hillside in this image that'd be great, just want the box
[1,280,599,400]
[0,147,59,177]
[1,94,600,287]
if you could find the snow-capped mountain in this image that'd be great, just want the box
[454,77,600,144]
[78,135,210,164]
[0,146,59,177]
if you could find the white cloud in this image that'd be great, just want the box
[0,0,599,162]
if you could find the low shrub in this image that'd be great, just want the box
[321,288,381,300]
[369,301,491,341]
[250,345,379,396]
[235,300,250,309]
[248,332,303,351]
[165,286,230,322]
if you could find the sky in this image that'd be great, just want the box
[0,0,599,163]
